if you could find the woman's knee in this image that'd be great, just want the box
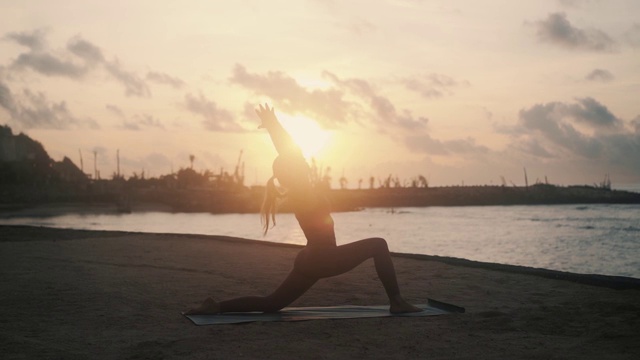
[369,237,389,253]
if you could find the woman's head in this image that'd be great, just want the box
[260,154,310,235]
[272,154,310,189]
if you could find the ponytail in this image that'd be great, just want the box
[260,176,284,235]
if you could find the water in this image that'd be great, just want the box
[1,203,639,278]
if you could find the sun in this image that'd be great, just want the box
[276,112,331,159]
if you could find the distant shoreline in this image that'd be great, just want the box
[2,183,639,215]
[328,184,640,211]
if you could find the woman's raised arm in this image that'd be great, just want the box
[255,104,303,158]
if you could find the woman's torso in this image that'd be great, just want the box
[293,191,336,248]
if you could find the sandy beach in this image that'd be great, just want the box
[1,225,639,359]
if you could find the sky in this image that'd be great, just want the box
[1,0,639,187]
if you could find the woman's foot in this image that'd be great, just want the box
[389,295,423,314]
[184,297,220,315]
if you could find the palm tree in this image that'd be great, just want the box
[339,176,348,190]
[189,154,195,169]
[417,175,428,188]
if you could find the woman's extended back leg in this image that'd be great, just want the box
[218,269,317,313]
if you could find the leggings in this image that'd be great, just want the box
[218,237,401,313]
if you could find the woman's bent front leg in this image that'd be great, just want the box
[300,238,399,296]
[299,237,422,313]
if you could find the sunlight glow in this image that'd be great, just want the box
[276,112,332,159]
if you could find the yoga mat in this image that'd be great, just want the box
[184,298,464,325]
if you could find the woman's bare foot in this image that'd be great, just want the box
[184,297,220,315]
[389,295,423,314]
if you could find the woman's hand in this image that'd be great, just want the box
[255,103,278,129]
[255,102,301,156]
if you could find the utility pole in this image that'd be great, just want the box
[93,150,98,180]
[78,149,84,172]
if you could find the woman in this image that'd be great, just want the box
[186,104,421,315]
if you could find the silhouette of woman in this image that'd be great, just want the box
[186,104,421,315]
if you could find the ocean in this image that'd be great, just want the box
[1,202,638,279]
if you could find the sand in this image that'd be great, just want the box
[1,225,639,359]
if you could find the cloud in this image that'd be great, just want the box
[146,71,185,89]
[4,30,151,97]
[241,102,258,123]
[565,97,622,129]
[404,133,489,156]
[514,98,637,164]
[508,97,623,137]
[0,81,18,115]
[623,23,640,48]
[104,60,151,97]
[3,29,47,51]
[395,110,430,131]
[533,12,616,52]
[136,114,163,128]
[67,37,151,97]
[519,102,601,158]
[322,71,429,131]
[585,68,614,82]
[120,113,164,131]
[183,93,242,132]
[515,138,556,159]
[402,73,470,98]
[0,81,98,130]
[106,103,163,131]
[230,64,351,128]
[105,104,125,118]
[69,37,151,97]
[10,52,87,78]
[19,90,99,129]
[603,132,640,168]
[230,65,430,133]
[5,30,88,78]
[67,36,105,64]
